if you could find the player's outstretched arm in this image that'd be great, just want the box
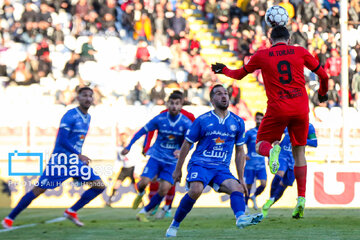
[211,62,226,74]
[234,145,248,196]
[212,62,250,81]
[173,140,192,183]
[121,127,147,155]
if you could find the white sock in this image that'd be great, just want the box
[139,208,146,214]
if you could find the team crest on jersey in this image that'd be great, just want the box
[179,126,183,131]
[230,124,237,131]
[80,135,85,140]
[214,137,225,145]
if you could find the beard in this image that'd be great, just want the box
[216,102,229,110]
[80,102,91,110]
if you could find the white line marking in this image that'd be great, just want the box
[0,223,37,233]
[45,217,66,224]
[0,217,66,233]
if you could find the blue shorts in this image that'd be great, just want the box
[278,158,295,186]
[37,159,101,189]
[141,157,176,185]
[186,164,237,192]
[244,167,267,185]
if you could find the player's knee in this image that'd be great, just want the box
[158,185,171,196]
[139,177,150,188]
[188,184,203,199]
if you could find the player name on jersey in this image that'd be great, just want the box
[269,49,295,57]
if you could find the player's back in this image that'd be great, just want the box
[250,43,319,116]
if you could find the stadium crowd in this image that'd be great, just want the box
[1,0,360,115]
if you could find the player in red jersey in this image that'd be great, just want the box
[212,26,328,218]
[142,90,195,218]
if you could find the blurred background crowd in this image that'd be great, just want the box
[0,0,359,120]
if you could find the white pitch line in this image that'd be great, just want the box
[0,223,37,233]
[45,217,66,224]
[0,217,66,233]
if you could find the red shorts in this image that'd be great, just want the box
[256,112,309,146]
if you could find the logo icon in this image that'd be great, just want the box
[168,135,175,140]
[214,137,225,145]
[8,150,43,176]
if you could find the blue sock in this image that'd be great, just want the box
[254,185,265,196]
[70,188,104,212]
[173,194,196,227]
[8,191,37,220]
[144,193,163,212]
[270,175,282,197]
[274,184,287,203]
[230,191,245,219]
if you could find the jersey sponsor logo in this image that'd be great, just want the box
[167,135,175,140]
[160,142,179,149]
[214,137,225,145]
[205,130,235,138]
[277,88,303,99]
[159,129,181,135]
[202,149,227,160]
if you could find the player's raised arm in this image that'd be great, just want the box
[303,48,329,102]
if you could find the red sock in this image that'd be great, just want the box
[294,165,307,198]
[165,185,176,206]
[258,141,272,157]
[148,181,159,200]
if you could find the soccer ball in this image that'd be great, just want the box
[265,5,289,27]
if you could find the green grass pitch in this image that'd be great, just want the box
[0,208,359,240]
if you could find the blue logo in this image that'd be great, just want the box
[8,150,43,176]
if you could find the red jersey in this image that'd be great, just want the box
[143,109,195,153]
[223,43,328,116]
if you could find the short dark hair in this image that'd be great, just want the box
[210,84,225,99]
[171,90,184,97]
[255,112,264,117]
[168,91,183,101]
[270,26,290,42]
[78,86,93,94]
